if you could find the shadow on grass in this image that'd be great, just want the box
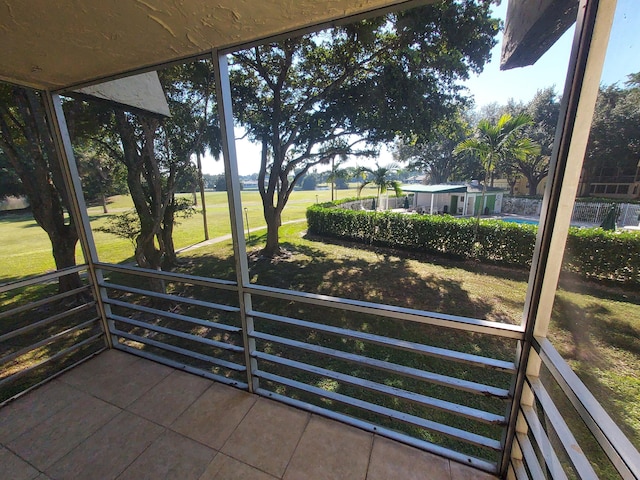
[551,296,640,449]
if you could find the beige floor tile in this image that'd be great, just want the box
[127,370,212,426]
[7,392,120,470]
[0,445,40,480]
[199,453,278,480]
[0,380,79,444]
[171,383,256,449]
[283,415,372,480]
[450,460,498,480]
[117,430,215,480]
[221,397,309,478]
[58,350,172,408]
[367,436,452,480]
[47,411,164,480]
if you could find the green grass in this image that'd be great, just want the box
[0,187,372,281]
[169,222,639,470]
[2,188,638,474]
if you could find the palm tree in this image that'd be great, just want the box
[357,163,403,211]
[454,113,539,217]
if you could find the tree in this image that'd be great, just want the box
[75,143,127,212]
[584,73,640,189]
[509,87,560,195]
[70,60,221,273]
[230,1,498,256]
[357,163,403,210]
[454,113,539,217]
[0,85,81,292]
[393,112,474,184]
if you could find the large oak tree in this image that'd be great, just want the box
[230,1,499,257]
[0,85,81,292]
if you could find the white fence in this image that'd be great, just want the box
[503,197,640,227]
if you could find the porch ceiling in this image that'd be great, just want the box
[0,0,430,92]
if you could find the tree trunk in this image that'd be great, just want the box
[527,176,540,196]
[262,205,282,257]
[0,86,81,293]
[101,193,108,213]
[51,228,82,292]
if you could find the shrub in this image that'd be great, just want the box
[307,200,640,284]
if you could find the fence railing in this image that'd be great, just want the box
[0,266,105,405]
[509,337,640,479]
[95,262,522,475]
[3,262,639,478]
[503,197,640,227]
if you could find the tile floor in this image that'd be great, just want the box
[0,350,498,480]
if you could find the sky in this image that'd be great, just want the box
[200,0,639,176]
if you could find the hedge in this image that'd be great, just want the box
[306,201,640,285]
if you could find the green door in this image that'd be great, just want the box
[486,195,496,214]
[449,195,458,215]
[474,196,483,215]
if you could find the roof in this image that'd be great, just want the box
[401,184,507,194]
[0,0,429,91]
[400,184,468,194]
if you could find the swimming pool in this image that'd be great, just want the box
[499,217,539,226]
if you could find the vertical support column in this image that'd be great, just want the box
[499,0,617,475]
[42,92,115,349]
[212,52,258,393]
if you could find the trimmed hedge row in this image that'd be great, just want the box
[306,201,640,285]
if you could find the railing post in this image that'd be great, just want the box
[213,52,259,393]
[499,0,616,476]
[42,92,115,349]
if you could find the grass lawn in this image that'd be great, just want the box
[173,221,640,469]
[2,188,638,474]
[0,187,370,282]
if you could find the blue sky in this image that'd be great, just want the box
[203,1,639,175]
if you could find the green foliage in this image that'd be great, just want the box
[307,202,640,284]
[564,227,640,283]
[301,175,317,191]
[95,210,140,247]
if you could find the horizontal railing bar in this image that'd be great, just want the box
[0,265,87,293]
[255,388,498,474]
[515,432,546,480]
[521,404,569,480]
[527,377,598,479]
[0,317,100,366]
[95,262,238,291]
[250,309,516,372]
[255,370,502,451]
[104,298,241,334]
[0,332,104,389]
[247,283,524,339]
[0,285,92,320]
[109,314,244,353]
[112,328,246,372]
[254,351,506,425]
[535,337,640,479]
[0,302,96,343]
[101,282,240,314]
[114,343,248,389]
[0,347,106,408]
[252,331,510,399]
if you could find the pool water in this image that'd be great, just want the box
[500,217,539,225]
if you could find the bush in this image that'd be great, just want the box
[307,200,640,284]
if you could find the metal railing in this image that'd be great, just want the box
[92,262,523,475]
[507,338,640,479]
[0,266,106,405]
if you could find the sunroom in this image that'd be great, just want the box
[1,1,638,479]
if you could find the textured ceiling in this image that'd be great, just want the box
[0,0,426,91]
